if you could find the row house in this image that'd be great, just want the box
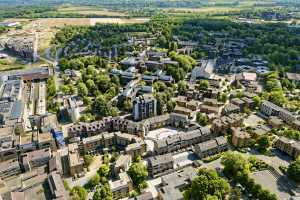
[194,136,228,158]
[0,158,21,179]
[211,113,244,134]
[222,103,240,115]
[68,114,172,139]
[260,100,297,124]
[82,132,145,157]
[154,126,212,155]
[275,137,300,159]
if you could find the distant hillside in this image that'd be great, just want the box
[0,0,212,8]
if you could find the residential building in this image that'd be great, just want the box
[0,158,21,179]
[235,72,257,86]
[211,113,243,134]
[64,96,80,122]
[154,127,212,155]
[110,172,133,200]
[173,106,192,118]
[191,59,215,80]
[231,127,251,147]
[68,143,84,177]
[37,132,57,151]
[194,136,228,158]
[48,154,63,175]
[222,103,240,115]
[260,100,297,123]
[0,127,17,162]
[148,154,174,177]
[241,97,255,109]
[158,166,197,200]
[114,154,132,175]
[48,171,69,199]
[268,116,284,129]
[10,192,25,200]
[21,148,51,171]
[133,94,157,121]
[200,104,219,114]
[231,98,245,110]
[275,137,300,159]
[125,142,146,158]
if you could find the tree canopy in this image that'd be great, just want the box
[184,168,230,200]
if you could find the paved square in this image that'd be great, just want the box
[146,127,178,140]
[244,114,265,127]
[250,170,291,200]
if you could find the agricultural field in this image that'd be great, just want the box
[57,5,128,17]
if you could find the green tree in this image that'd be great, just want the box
[199,80,209,91]
[83,155,93,168]
[71,186,88,200]
[221,151,250,178]
[93,184,113,200]
[252,96,262,108]
[268,90,287,107]
[257,136,270,153]
[178,80,187,95]
[166,100,176,113]
[287,157,300,183]
[98,164,110,178]
[128,162,148,190]
[47,76,57,98]
[218,92,228,103]
[169,41,178,51]
[86,79,96,90]
[184,168,230,200]
[123,99,133,112]
[196,112,208,126]
[77,82,88,97]
[230,187,241,200]
[86,174,100,189]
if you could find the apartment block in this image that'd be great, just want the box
[148,154,174,177]
[154,126,212,155]
[133,94,157,121]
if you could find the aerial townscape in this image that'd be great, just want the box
[0,0,300,200]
